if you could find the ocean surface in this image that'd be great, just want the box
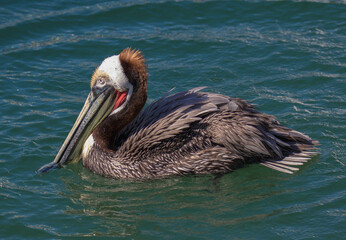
[0,0,345,239]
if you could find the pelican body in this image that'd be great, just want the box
[38,48,317,179]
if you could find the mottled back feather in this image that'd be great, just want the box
[83,88,318,179]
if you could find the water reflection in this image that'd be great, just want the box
[59,165,287,236]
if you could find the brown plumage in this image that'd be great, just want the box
[81,48,318,179]
[37,48,318,179]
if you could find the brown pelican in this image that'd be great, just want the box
[38,48,318,179]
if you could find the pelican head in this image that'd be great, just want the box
[37,48,147,173]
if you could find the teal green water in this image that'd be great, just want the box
[1,0,345,239]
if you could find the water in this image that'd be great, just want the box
[1,0,345,239]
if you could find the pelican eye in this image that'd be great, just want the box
[97,78,106,86]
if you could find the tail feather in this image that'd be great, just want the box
[275,160,304,166]
[261,145,318,173]
[261,162,297,174]
[260,123,318,173]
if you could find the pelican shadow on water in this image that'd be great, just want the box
[38,48,318,179]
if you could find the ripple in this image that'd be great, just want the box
[0,0,345,239]
[0,1,157,30]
